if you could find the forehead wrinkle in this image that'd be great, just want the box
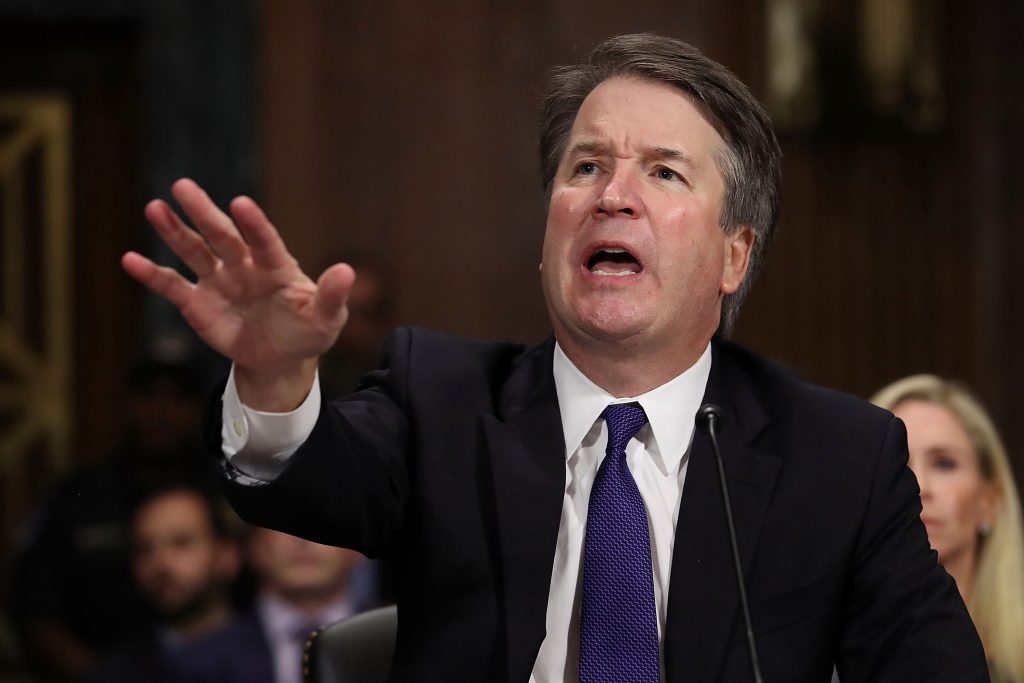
[565,140,698,166]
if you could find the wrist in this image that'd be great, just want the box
[235,358,319,412]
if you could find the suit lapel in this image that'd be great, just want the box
[481,339,565,683]
[664,342,781,682]
[478,338,783,682]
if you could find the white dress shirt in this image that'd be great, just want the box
[530,343,710,683]
[221,342,712,683]
[257,591,354,683]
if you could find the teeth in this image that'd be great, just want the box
[588,247,639,276]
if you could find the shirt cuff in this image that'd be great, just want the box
[220,364,321,483]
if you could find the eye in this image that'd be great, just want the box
[576,161,599,176]
[656,167,680,181]
[934,455,958,471]
[170,533,197,550]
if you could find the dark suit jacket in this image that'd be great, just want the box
[220,326,989,682]
[84,611,273,683]
[173,610,275,683]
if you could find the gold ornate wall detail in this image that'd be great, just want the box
[0,94,72,476]
[766,0,946,134]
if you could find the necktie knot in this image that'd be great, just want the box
[601,403,648,453]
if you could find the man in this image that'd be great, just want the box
[122,33,989,682]
[315,251,398,399]
[131,486,241,644]
[247,527,368,683]
[8,359,218,683]
[88,484,272,683]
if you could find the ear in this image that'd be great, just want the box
[977,480,1002,533]
[721,226,755,294]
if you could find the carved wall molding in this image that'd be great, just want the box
[0,94,72,473]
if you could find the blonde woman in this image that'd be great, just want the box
[872,375,1024,683]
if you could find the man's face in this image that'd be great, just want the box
[132,491,236,621]
[336,268,393,356]
[248,528,363,604]
[541,77,752,366]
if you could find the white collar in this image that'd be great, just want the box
[551,342,712,473]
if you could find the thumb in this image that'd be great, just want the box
[314,262,357,328]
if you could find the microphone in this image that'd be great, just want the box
[696,404,764,683]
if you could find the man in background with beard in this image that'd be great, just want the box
[87,484,271,683]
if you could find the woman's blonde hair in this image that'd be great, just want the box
[872,375,1024,682]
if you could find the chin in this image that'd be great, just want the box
[548,288,661,348]
[588,299,658,335]
[574,316,651,348]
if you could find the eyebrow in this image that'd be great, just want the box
[565,141,696,168]
[647,146,695,168]
[564,141,605,158]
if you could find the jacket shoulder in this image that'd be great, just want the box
[713,338,896,440]
[392,326,532,367]
[381,326,552,410]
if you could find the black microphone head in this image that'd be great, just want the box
[697,403,724,428]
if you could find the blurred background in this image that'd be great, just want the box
[0,0,1021,679]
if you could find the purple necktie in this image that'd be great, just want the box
[580,403,660,683]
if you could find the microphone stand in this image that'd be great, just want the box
[698,403,764,683]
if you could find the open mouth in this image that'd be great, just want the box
[587,247,642,276]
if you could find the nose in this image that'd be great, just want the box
[913,468,931,500]
[595,166,641,218]
[148,546,172,568]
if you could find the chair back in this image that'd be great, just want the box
[303,604,397,683]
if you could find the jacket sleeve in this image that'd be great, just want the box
[212,328,416,560]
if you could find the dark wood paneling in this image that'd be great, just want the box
[257,0,765,345]
[0,22,141,461]
[256,1,1023,475]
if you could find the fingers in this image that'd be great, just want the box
[315,263,357,327]
[171,178,249,266]
[147,178,301,277]
[143,200,218,278]
[229,196,296,270]
[121,251,195,309]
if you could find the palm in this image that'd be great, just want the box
[123,179,353,374]
[183,262,330,372]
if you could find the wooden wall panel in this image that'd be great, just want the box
[257,0,764,344]
[256,1,1023,473]
[0,22,141,463]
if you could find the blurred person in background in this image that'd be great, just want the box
[316,251,397,399]
[872,375,1024,683]
[88,483,271,683]
[314,250,399,605]
[246,527,370,683]
[8,358,220,682]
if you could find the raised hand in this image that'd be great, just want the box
[122,178,354,409]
